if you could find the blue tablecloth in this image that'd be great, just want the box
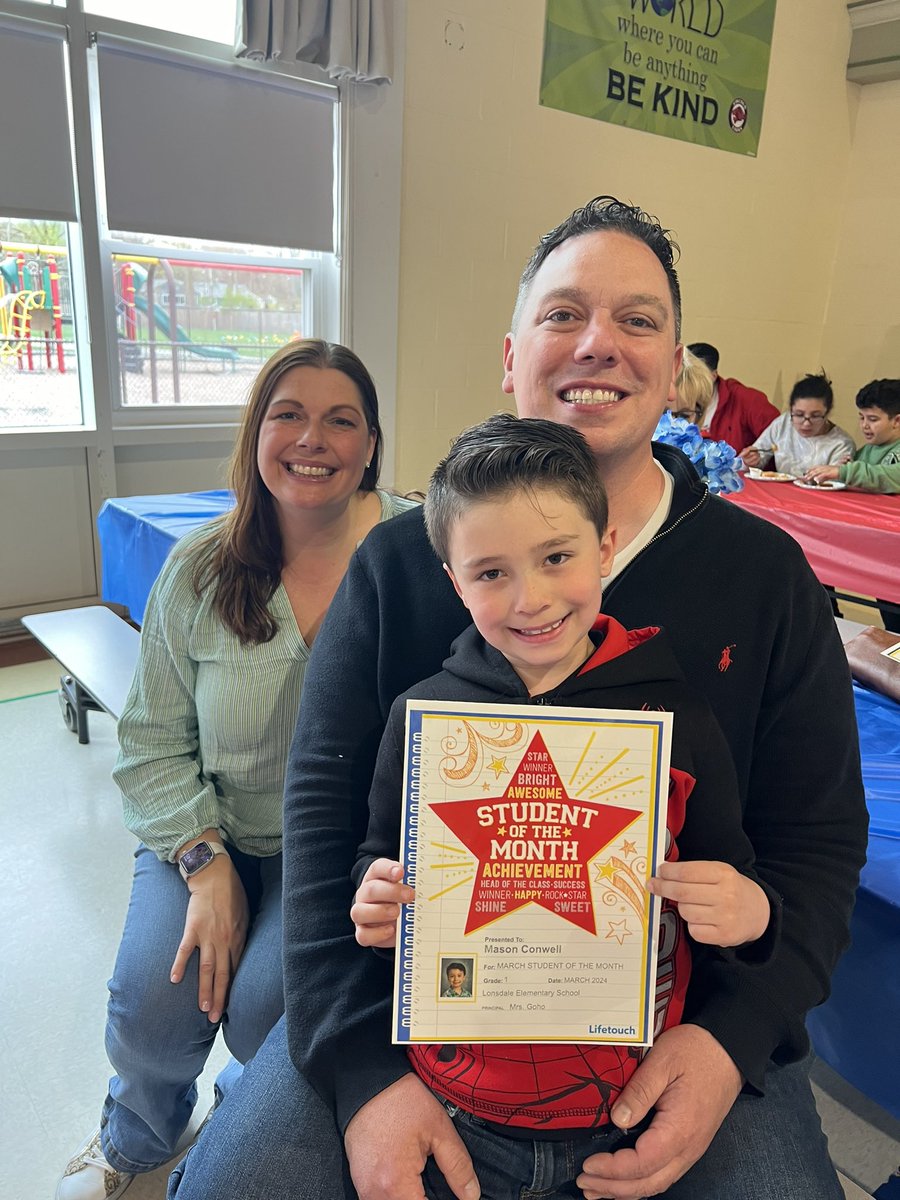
[806,682,900,1118]
[97,490,234,624]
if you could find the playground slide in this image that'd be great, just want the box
[132,294,238,363]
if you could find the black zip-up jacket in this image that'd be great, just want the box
[282,443,867,1133]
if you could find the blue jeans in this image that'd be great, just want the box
[426,1056,843,1199]
[424,1107,644,1199]
[101,843,284,1174]
[168,1017,842,1200]
[167,1015,353,1200]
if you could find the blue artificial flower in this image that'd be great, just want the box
[652,412,744,495]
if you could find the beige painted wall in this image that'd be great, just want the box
[393,0,862,490]
[821,77,900,436]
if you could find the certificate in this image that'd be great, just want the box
[393,700,671,1047]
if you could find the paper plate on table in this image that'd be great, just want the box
[747,468,796,482]
[793,479,846,491]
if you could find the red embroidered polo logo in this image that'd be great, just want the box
[718,644,736,672]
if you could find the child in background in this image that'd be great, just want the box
[741,371,856,478]
[805,378,900,494]
[805,378,900,632]
[349,414,777,1172]
[666,346,714,424]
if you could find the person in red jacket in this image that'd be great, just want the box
[687,342,778,452]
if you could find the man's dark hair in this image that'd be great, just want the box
[687,342,719,373]
[790,370,833,412]
[856,379,900,419]
[425,413,608,565]
[511,196,682,340]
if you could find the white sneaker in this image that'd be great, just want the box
[55,1107,214,1200]
[55,1128,133,1200]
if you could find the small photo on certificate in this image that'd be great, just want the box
[439,956,476,1001]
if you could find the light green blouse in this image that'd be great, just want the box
[113,490,418,861]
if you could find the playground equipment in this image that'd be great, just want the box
[0,247,66,372]
[115,257,239,404]
[3,240,303,405]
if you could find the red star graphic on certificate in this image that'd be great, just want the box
[430,731,640,934]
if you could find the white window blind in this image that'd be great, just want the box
[96,40,336,251]
[0,21,76,221]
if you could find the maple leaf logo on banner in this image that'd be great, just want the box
[430,731,640,935]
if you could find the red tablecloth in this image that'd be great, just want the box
[724,478,900,603]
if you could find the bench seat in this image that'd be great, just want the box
[22,606,139,744]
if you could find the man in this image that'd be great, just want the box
[687,341,777,452]
[171,198,865,1200]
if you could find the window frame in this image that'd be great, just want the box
[1,0,341,437]
[99,238,326,427]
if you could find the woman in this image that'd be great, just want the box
[740,371,856,476]
[656,350,743,495]
[57,340,417,1200]
[666,346,714,424]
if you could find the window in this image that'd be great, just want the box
[106,234,315,407]
[0,217,85,428]
[95,37,337,413]
[0,17,87,431]
[84,0,234,44]
[0,5,339,430]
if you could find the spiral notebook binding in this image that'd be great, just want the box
[397,716,423,1038]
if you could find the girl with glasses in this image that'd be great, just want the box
[740,371,856,478]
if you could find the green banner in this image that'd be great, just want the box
[540,1,777,157]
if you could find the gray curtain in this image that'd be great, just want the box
[236,0,392,84]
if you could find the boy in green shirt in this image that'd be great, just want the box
[805,378,900,632]
[805,378,900,494]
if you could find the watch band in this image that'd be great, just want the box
[178,839,227,881]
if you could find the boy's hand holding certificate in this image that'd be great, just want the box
[393,699,672,1047]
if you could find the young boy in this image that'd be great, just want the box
[805,378,900,493]
[441,962,471,999]
[804,378,900,631]
[349,414,777,1175]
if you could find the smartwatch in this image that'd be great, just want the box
[178,840,227,881]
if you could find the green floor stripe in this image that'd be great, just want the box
[0,689,57,704]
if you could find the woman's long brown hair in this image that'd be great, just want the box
[190,339,383,645]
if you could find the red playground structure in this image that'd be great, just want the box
[0,245,66,373]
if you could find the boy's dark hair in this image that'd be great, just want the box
[686,342,719,373]
[425,413,608,565]
[790,370,833,411]
[856,379,900,419]
[511,196,682,340]
[446,962,466,976]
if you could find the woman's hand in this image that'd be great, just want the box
[739,447,761,468]
[170,853,249,1023]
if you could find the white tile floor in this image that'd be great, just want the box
[1,655,895,1200]
[0,663,229,1200]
